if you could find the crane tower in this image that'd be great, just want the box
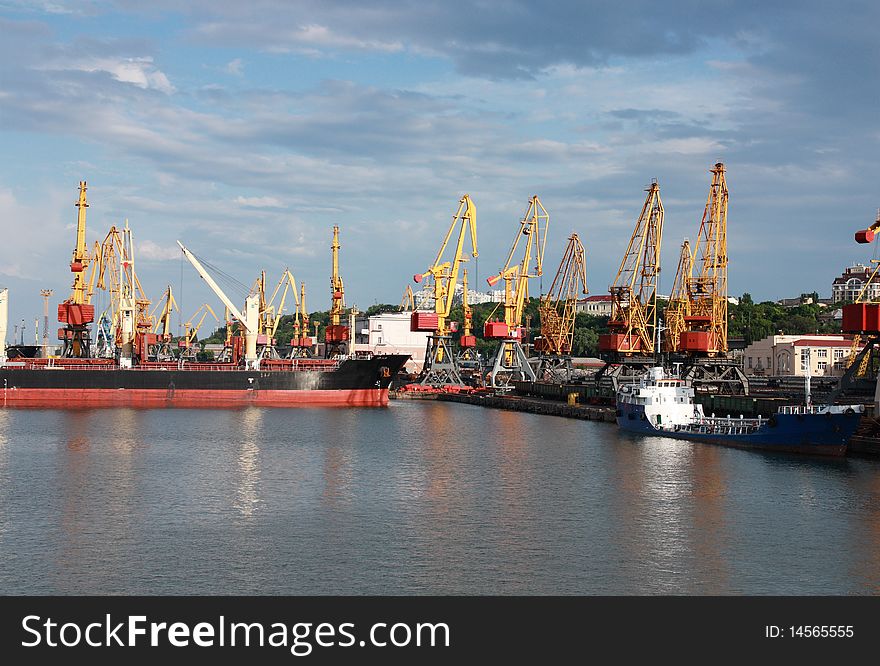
[411,194,478,387]
[533,233,588,381]
[484,195,548,388]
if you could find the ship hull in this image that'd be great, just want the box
[616,401,860,457]
[0,355,409,409]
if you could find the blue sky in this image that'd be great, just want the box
[1,1,878,336]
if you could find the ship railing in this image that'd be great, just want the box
[777,405,826,415]
[12,359,343,372]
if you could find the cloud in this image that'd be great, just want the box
[137,240,182,261]
[0,2,878,318]
[225,58,244,76]
[234,196,285,208]
[41,55,176,94]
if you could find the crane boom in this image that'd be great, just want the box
[486,195,548,332]
[483,195,549,388]
[69,181,90,305]
[411,194,478,386]
[537,233,587,355]
[663,239,692,353]
[599,181,664,357]
[176,241,251,331]
[681,162,728,355]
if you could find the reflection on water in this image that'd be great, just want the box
[0,402,879,594]
[234,408,262,519]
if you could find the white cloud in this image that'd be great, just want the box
[43,56,176,94]
[138,240,181,261]
[225,58,244,76]
[234,196,285,208]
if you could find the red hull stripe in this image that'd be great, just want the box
[0,388,390,408]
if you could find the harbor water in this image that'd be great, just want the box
[1,401,879,595]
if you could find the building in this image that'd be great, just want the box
[831,263,880,303]
[352,311,430,373]
[742,334,859,377]
[576,295,612,316]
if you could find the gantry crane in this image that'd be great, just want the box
[325,225,348,357]
[663,240,692,353]
[597,181,663,387]
[58,182,96,358]
[673,163,747,394]
[484,195,548,388]
[533,232,587,381]
[682,163,729,355]
[411,194,478,386]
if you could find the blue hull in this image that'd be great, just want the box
[616,401,861,456]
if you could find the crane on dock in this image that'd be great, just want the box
[835,217,880,401]
[682,163,729,356]
[484,195,548,388]
[597,181,663,387]
[533,232,587,381]
[150,285,179,360]
[663,240,692,353]
[58,182,96,358]
[672,163,747,394]
[411,194,478,386]
[457,268,478,362]
[325,226,348,357]
[179,303,219,360]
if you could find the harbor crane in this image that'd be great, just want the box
[597,181,663,387]
[663,240,692,353]
[179,303,219,360]
[325,225,349,357]
[411,194,478,386]
[670,163,747,394]
[58,182,95,358]
[484,195,548,388]
[150,285,179,361]
[834,212,880,401]
[457,268,478,362]
[533,233,587,382]
[177,241,260,368]
[265,269,312,358]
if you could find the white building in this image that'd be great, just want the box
[742,334,859,377]
[352,311,430,374]
[575,295,613,316]
[832,263,880,303]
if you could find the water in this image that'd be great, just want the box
[1,401,879,595]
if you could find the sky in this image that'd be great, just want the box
[1,0,878,338]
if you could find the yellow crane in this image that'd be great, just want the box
[535,233,587,379]
[681,162,728,355]
[411,194,478,386]
[599,181,664,358]
[179,303,219,359]
[399,285,415,312]
[58,182,96,357]
[457,268,477,361]
[152,286,179,338]
[663,239,693,353]
[484,195,548,388]
[148,285,179,361]
[325,225,348,357]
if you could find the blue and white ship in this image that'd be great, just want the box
[616,367,864,456]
